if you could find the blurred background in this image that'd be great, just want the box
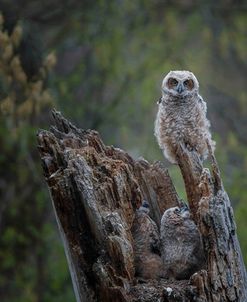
[0,1,246,301]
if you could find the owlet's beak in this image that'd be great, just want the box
[176,83,185,94]
[180,203,190,218]
[180,206,189,214]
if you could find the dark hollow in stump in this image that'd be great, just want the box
[37,110,247,302]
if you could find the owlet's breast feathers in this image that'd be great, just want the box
[154,70,215,164]
[160,205,205,280]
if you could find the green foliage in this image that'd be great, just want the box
[0,13,74,302]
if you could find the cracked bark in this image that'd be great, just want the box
[37,110,247,302]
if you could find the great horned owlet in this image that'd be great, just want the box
[160,205,205,280]
[131,201,163,280]
[154,70,215,164]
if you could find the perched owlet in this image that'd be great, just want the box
[160,205,205,280]
[131,201,163,280]
[154,70,215,164]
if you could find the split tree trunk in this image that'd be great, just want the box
[37,110,247,302]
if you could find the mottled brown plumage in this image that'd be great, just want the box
[155,70,215,164]
[160,205,205,280]
[131,202,163,280]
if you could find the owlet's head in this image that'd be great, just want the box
[161,204,191,227]
[162,70,199,98]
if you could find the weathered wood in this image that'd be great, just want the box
[37,110,247,302]
[176,140,247,301]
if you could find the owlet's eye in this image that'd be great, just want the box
[183,79,194,90]
[174,208,180,214]
[168,78,178,88]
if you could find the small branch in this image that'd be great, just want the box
[176,143,203,220]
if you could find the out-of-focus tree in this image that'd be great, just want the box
[0,13,74,302]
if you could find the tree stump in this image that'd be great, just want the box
[37,110,247,302]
